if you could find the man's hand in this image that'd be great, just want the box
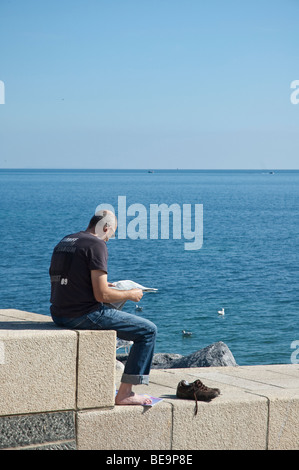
[127,288,143,303]
[91,271,143,304]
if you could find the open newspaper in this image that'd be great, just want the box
[106,280,158,310]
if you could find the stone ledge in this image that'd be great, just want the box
[0,309,116,416]
[0,321,78,415]
[77,402,173,450]
[77,329,116,410]
[111,363,299,450]
[1,309,298,450]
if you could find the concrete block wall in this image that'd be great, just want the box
[0,309,116,450]
[1,309,299,450]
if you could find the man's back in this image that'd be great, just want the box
[49,231,108,318]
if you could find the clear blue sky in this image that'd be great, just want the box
[0,0,299,169]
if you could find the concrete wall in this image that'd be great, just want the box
[1,309,299,450]
[0,309,115,449]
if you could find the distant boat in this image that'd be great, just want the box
[218,308,225,316]
[182,330,192,337]
[269,171,275,174]
[148,170,154,173]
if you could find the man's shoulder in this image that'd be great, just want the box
[56,231,107,252]
[72,232,107,250]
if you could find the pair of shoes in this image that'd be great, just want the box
[176,379,220,415]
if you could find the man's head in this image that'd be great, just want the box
[87,210,117,241]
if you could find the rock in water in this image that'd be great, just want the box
[115,359,125,371]
[151,353,183,369]
[170,342,237,368]
[117,342,237,369]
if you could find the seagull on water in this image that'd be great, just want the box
[135,305,143,311]
[218,308,225,316]
[182,330,192,337]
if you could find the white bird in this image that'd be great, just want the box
[135,305,143,311]
[218,308,225,316]
[182,330,192,337]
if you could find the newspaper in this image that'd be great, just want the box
[142,394,164,406]
[106,280,158,310]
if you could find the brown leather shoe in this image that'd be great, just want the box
[176,379,220,415]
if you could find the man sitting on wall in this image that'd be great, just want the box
[49,210,157,405]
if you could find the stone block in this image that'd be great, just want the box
[76,330,116,409]
[0,411,75,450]
[266,389,299,450]
[171,390,268,450]
[0,309,52,323]
[212,364,299,390]
[24,441,76,450]
[77,402,172,450]
[0,327,77,415]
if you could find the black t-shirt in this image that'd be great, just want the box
[49,231,108,318]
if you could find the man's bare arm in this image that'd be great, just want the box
[91,270,143,304]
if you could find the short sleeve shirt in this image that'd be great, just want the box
[49,231,108,318]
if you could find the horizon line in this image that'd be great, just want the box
[0,168,298,171]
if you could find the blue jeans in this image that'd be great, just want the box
[51,305,157,385]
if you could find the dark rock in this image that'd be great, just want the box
[116,353,129,365]
[151,353,183,369]
[116,353,184,369]
[117,342,237,370]
[170,342,237,368]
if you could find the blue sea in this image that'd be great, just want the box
[0,169,298,366]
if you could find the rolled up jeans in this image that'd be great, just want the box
[51,305,157,385]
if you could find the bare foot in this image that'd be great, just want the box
[115,391,152,406]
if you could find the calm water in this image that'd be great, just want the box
[0,169,298,366]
